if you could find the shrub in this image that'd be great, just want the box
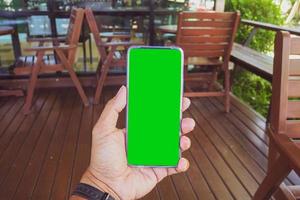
[225,0,284,53]
[232,70,272,117]
[225,0,284,117]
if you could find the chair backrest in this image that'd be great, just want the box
[65,8,85,64]
[176,11,240,63]
[270,31,300,139]
[84,8,108,61]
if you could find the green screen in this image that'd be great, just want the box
[127,47,183,166]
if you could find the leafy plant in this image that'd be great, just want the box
[232,70,272,117]
[225,0,284,53]
[225,0,284,117]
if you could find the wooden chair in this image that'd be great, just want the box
[176,11,240,112]
[84,8,143,104]
[0,26,24,97]
[14,8,89,114]
[253,31,300,200]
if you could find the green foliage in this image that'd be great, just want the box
[225,0,284,117]
[0,0,8,9]
[225,0,284,52]
[232,70,271,117]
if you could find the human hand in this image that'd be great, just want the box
[80,86,195,200]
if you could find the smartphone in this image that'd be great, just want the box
[127,46,183,167]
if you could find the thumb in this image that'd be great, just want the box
[93,86,127,136]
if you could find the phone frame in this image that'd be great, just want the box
[126,46,184,167]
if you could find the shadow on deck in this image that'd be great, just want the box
[0,86,299,200]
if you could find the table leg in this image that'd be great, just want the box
[11,25,21,60]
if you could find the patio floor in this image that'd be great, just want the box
[0,86,299,200]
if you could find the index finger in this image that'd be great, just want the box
[182,97,191,112]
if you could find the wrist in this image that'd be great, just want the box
[80,169,121,200]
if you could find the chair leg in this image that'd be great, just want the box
[94,49,115,104]
[94,62,110,104]
[253,155,291,200]
[67,67,89,106]
[23,65,40,115]
[23,52,43,114]
[56,50,89,107]
[268,137,280,172]
[224,67,230,113]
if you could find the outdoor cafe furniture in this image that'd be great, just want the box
[13,8,89,114]
[84,8,143,104]
[0,20,27,61]
[253,31,300,200]
[0,26,24,97]
[176,11,240,112]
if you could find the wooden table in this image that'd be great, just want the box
[0,19,28,60]
[0,26,24,97]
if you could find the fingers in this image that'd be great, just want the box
[176,158,190,172]
[165,158,190,176]
[93,86,127,136]
[151,158,190,182]
[182,97,191,112]
[181,118,195,135]
[180,136,191,151]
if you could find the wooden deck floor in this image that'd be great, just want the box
[0,87,299,200]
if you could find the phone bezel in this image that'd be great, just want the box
[126,46,184,167]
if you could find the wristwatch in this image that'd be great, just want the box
[72,183,115,200]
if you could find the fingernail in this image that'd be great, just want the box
[115,85,126,100]
[178,158,189,171]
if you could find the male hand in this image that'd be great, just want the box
[80,86,195,200]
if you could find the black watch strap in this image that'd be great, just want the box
[72,183,115,200]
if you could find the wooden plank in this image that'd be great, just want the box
[30,89,76,199]
[141,189,161,200]
[180,36,230,44]
[68,88,94,196]
[216,96,269,145]
[0,76,126,90]
[171,166,198,200]
[209,98,269,169]
[182,20,234,28]
[286,120,300,138]
[0,89,59,198]
[206,98,300,185]
[180,44,228,51]
[212,97,299,186]
[228,95,266,130]
[183,150,216,200]
[197,98,267,184]
[189,101,258,197]
[184,50,224,58]
[187,115,236,199]
[184,91,224,97]
[289,58,300,75]
[0,91,49,176]
[182,12,235,20]
[192,128,251,199]
[182,28,232,36]
[288,80,300,97]
[230,43,273,82]
[287,100,300,118]
[0,97,19,125]
[0,98,23,137]
[157,177,179,200]
[48,92,83,200]
[0,93,40,156]
[290,37,300,55]
[12,89,69,200]
[187,110,250,199]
